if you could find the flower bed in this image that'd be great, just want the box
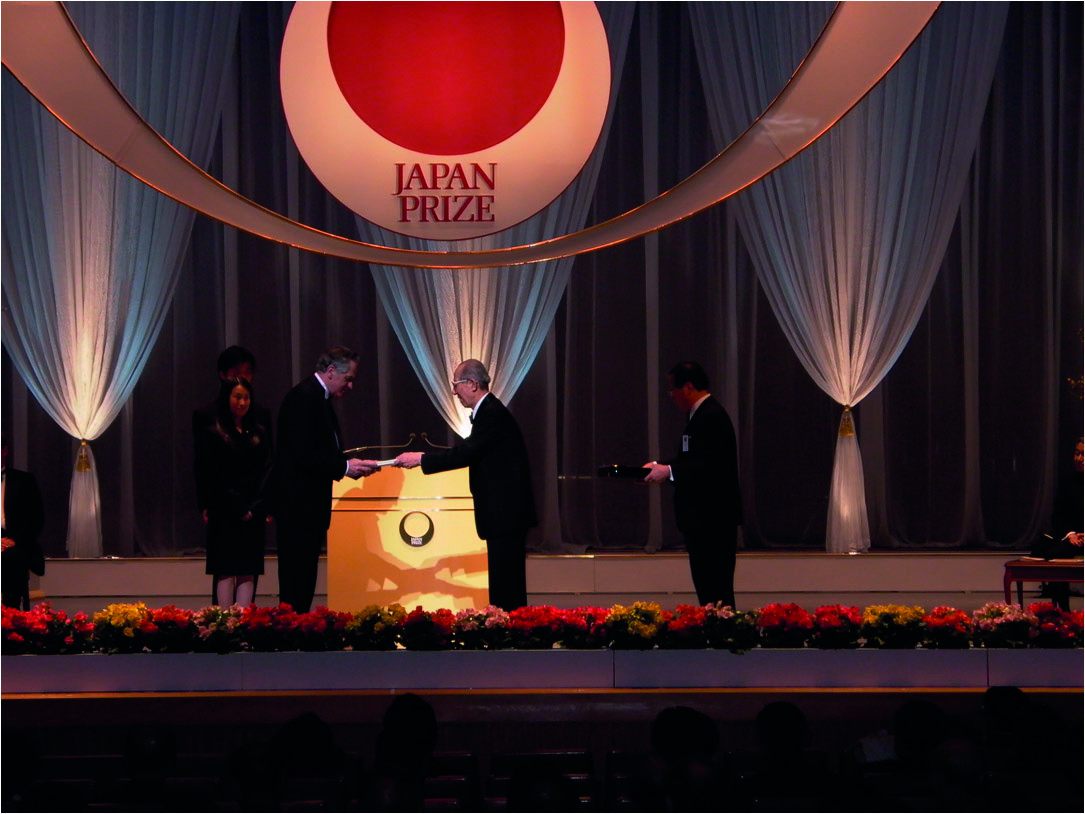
[3,601,1080,655]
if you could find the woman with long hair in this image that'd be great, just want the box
[194,376,273,606]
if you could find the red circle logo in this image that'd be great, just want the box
[327,2,565,155]
[281,1,610,240]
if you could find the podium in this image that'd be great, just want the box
[328,467,489,611]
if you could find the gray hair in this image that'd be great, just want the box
[316,345,360,374]
[458,359,490,389]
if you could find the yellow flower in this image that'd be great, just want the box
[863,605,924,625]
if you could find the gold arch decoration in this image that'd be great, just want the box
[1,1,939,269]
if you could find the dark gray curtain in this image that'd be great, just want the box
[874,2,1084,548]
[2,2,1080,558]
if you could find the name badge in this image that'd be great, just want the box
[682,435,689,452]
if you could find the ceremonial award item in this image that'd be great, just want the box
[597,464,651,479]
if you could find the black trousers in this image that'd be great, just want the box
[485,531,528,611]
[1,551,30,610]
[275,521,326,613]
[1048,582,1071,612]
[683,525,738,608]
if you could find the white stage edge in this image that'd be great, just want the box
[30,551,1074,615]
[3,648,1081,694]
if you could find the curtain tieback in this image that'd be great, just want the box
[75,440,92,472]
[838,407,856,438]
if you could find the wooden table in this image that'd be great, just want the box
[1002,558,1084,606]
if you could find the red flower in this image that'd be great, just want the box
[151,605,195,626]
[507,606,564,647]
[758,603,814,630]
[809,605,862,649]
[400,606,454,650]
[757,603,813,647]
[556,607,608,648]
[921,606,973,649]
[659,605,711,648]
[1027,602,1079,647]
[432,609,456,633]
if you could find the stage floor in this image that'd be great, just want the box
[31,550,1079,615]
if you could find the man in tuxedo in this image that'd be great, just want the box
[273,346,379,612]
[2,437,46,610]
[643,362,743,607]
[395,359,537,611]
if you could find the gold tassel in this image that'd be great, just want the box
[75,440,91,472]
[838,407,856,438]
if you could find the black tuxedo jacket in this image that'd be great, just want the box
[665,396,743,534]
[272,375,348,530]
[421,394,537,540]
[2,468,46,608]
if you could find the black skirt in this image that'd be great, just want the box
[205,515,266,576]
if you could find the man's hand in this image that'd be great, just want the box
[395,452,424,469]
[1065,531,1084,547]
[346,458,379,479]
[642,462,671,484]
[1,536,15,552]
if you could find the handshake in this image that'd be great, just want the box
[344,452,425,479]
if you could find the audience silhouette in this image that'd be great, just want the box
[358,693,440,812]
[629,705,724,812]
[7,687,1081,812]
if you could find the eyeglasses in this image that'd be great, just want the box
[450,378,473,389]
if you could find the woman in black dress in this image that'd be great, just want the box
[194,376,273,606]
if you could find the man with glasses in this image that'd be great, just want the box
[642,362,743,608]
[395,359,536,610]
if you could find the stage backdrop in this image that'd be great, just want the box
[2,2,1081,560]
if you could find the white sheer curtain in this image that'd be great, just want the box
[357,4,635,438]
[1,3,238,556]
[691,2,1008,552]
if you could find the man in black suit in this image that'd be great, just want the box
[273,346,379,612]
[2,437,46,610]
[643,362,743,607]
[395,359,537,611]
